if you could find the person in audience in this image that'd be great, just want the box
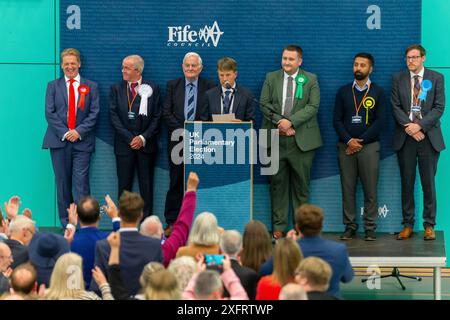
[44,253,113,300]
[4,215,36,268]
[259,204,354,298]
[9,263,43,298]
[295,256,338,300]
[182,254,248,300]
[28,232,70,287]
[279,283,308,300]
[0,242,13,294]
[220,230,259,299]
[239,220,272,273]
[168,256,197,293]
[256,238,303,300]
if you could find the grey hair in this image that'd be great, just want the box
[168,256,197,292]
[279,283,308,300]
[9,216,35,234]
[219,230,242,256]
[140,215,163,239]
[123,54,144,73]
[194,270,222,299]
[188,212,220,246]
[183,52,203,66]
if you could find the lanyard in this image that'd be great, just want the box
[352,83,371,115]
[126,85,138,112]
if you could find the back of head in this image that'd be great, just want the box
[46,253,84,300]
[188,212,220,246]
[279,283,308,300]
[9,215,35,236]
[143,270,180,300]
[240,220,272,272]
[219,230,242,256]
[295,204,324,237]
[140,216,163,239]
[77,196,100,225]
[273,238,303,286]
[10,263,37,295]
[119,191,144,224]
[168,256,197,292]
[296,257,332,292]
[194,270,222,300]
[139,262,164,288]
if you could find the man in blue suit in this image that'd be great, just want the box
[92,191,163,295]
[42,48,100,227]
[110,55,161,219]
[202,57,255,122]
[260,204,354,298]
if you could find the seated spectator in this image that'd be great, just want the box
[4,215,36,268]
[239,220,272,273]
[28,232,70,287]
[279,283,308,300]
[259,204,353,298]
[168,256,197,293]
[295,256,338,300]
[66,195,120,288]
[9,263,43,299]
[92,191,163,295]
[176,211,221,259]
[256,238,303,300]
[182,254,249,300]
[140,172,199,266]
[0,242,13,295]
[142,269,180,300]
[45,253,113,300]
[220,230,259,299]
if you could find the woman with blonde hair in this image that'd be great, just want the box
[142,269,180,300]
[240,220,272,272]
[44,253,113,300]
[168,256,197,292]
[255,238,303,300]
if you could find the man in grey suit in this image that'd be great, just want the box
[392,44,445,241]
[42,48,99,227]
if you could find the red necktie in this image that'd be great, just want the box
[68,78,76,130]
[131,82,138,97]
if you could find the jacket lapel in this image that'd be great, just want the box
[58,77,68,107]
[232,86,242,114]
[276,70,284,113]
[402,71,412,112]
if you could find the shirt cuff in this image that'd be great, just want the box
[112,218,121,223]
[139,135,146,147]
[66,223,76,231]
[62,131,70,141]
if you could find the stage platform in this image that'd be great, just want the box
[323,231,446,300]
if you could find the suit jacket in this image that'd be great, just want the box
[109,80,161,156]
[92,230,163,295]
[392,68,445,152]
[202,85,256,122]
[42,76,100,152]
[260,68,322,151]
[162,76,216,132]
[3,238,29,269]
[230,259,259,300]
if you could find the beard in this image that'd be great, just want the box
[354,72,367,81]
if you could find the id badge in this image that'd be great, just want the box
[128,111,136,120]
[351,115,362,124]
[411,105,421,113]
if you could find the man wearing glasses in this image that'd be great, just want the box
[0,242,13,294]
[392,44,446,241]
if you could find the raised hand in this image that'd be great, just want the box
[107,232,120,249]
[4,196,21,220]
[103,195,119,219]
[66,203,78,226]
[186,172,200,192]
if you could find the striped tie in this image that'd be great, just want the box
[186,83,195,121]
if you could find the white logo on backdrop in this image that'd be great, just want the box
[360,205,390,218]
[167,21,224,47]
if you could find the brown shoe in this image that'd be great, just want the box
[397,227,413,240]
[273,231,284,239]
[424,227,435,241]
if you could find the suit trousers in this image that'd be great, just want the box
[116,150,156,219]
[337,141,380,231]
[164,136,184,225]
[50,144,91,227]
[270,135,315,232]
[397,135,439,228]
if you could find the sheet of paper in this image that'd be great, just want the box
[212,113,236,122]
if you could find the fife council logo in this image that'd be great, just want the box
[167,21,224,47]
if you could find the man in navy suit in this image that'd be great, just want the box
[162,52,215,234]
[202,57,256,122]
[110,55,161,219]
[42,48,99,227]
[92,191,163,295]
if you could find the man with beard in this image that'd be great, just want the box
[333,53,385,241]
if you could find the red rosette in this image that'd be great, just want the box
[78,85,90,111]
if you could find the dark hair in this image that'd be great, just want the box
[217,57,237,72]
[405,44,426,57]
[10,263,37,295]
[295,204,324,237]
[354,52,375,67]
[77,196,100,224]
[119,190,144,223]
[240,220,272,272]
[283,44,303,58]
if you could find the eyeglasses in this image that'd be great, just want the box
[406,55,422,61]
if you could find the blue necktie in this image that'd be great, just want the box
[186,83,195,121]
[223,90,232,114]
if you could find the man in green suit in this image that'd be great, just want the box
[260,45,322,239]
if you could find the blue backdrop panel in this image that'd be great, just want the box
[60,0,420,231]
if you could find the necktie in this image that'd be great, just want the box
[68,78,76,130]
[186,83,195,121]
[284,76,294,117]
[412,75,421,123]
[131,82,138,97]
[223,90,232,114]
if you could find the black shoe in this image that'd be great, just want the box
[340,228,356,240]
[365,230,376,241]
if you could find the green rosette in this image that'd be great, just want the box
[295,74,308,99]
